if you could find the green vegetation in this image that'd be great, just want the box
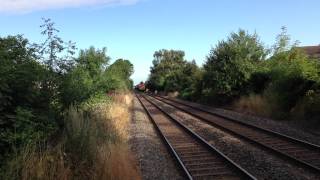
[0,18,138,179]
[1,16,320,178]
[146,27,320,129]
[146,49,202,100]
[202,29,266,104]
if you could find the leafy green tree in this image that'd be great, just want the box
[60,67,94,107]
[263,27,320,117]
[37,18,76,72]
[164,60,200,92]
[78,46,109,78]
[0,19,137,177]
[105,58,134,89]
[60,46,109,107]
[148,49,186,90]
[107,59,133,80]
[0,35,58,161]
[202,29,266,103]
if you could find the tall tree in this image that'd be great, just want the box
[38,18,76,72]
[148,49,186,90]
[78,46,110,78]
[107,58,134,80]
[0,35,58,159]
[105,58,134,89]
[203,29,266,102]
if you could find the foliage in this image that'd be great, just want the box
[60,67,94,107]
[38,18,76,72]
[78,46,109,77]
[232,27,320,123]
[1,94,140,180]
[147,49,186,91]
[294,89,320,126]
[0,35,59,169]
[105,59,134,90]
[202,29,266,103]
[0,19,135,177]
[146,27,320,127]
[146,49,202,98]
[262,28,320,118]
[60,48,135,108]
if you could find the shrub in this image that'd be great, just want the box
[202,29,266,104]
[1,93,140,180]
[263,48,319,118]
[292,88,320,129]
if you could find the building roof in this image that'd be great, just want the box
[299,45,320,59]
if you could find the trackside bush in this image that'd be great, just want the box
[202,29,266,104]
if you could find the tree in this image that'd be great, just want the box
[0,35,58,160]
[105,59,134,89]
[107,59,134,80]
[60,46,110,106]
[148,49,186,90]
[78,46,109,78]
[202,29,266,103]
[164,60,200,92]
[263,27,320,116]
[37,18,76,72]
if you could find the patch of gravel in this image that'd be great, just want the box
[147,96,319,180]
[214,108,320,145]
[128,97,184,180]
[169,97,320,146]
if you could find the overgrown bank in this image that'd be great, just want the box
[2,93,140,179]
[0,18,140,179]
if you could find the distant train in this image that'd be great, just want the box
[135,82,146,91]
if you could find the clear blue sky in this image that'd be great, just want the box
[1,0,319,84]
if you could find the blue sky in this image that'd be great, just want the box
[1,0,320,84]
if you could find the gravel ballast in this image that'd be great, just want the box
[146,95,319,179]
[129,96,184,180]
[167,97,320,146]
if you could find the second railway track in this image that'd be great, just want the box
[149,94,320,175]
[136,93,256,180]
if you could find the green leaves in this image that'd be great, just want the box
[202,29,266,103]
[78,46,110,77]
[148,49,198,92]
[105,58,134,89]
[60,49,134,107]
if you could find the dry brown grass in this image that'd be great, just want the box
[4,144,72,180]
[94,144,140,180]
[92,93,140,180]
[232,94,271,117]
[5,93,140,180]
[167,91,179,98]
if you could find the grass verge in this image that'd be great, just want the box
[2,93,140,180]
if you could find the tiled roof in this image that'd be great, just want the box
[299,46,320,59]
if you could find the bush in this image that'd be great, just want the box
[202,29,266,104]
[293,89,320,128]
[1,93,140,180]
[61,67,94,107]
[1,21,137,179]
[234,27,320,122]
[263,48,319,118]
[249,71,271,94]
[0,35,58,164]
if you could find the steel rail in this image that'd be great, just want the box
[137,93,257,180]
[149,94,320,174]
[136,94,193,179]
[157,95,320,149]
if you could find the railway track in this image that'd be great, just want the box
[136,94,256,180]
[149,94,320,174]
